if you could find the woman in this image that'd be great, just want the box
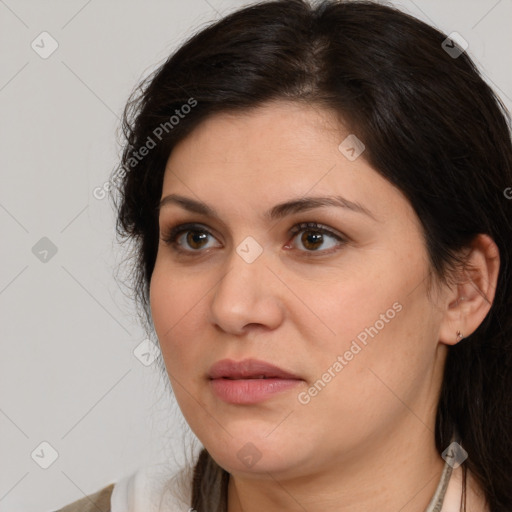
[56,0,512,510]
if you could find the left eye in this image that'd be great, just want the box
[286,222,346,252]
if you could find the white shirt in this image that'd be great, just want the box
[111,463,194,512]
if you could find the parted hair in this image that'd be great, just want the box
[112,1,512,510]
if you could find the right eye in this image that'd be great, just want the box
[160,223,222,254]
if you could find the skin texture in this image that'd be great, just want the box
[149,100,499,512]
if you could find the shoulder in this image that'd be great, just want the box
[54,483,114,512]
[54,463,194,512]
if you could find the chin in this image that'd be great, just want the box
[204,434,307,477]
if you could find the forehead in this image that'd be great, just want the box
[166,101,343,173]
[160,100,409,225]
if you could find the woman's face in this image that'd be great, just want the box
[150,100,449,478]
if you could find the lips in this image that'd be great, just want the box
[208,359,303,404]
[208,358,301,380]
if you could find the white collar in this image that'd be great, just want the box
[111,462,193,512]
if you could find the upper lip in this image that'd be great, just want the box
[208,358,301,380]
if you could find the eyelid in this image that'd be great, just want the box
[288,221,346,241]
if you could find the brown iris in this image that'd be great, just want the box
[187,230,209,250]
[301,230,323,250]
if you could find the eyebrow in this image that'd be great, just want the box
[158,193,377,222]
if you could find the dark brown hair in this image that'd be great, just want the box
[112,1,512,510]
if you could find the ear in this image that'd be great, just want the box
[438,234,500,346]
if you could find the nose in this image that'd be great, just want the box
[208,244,285,335]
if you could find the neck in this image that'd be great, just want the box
[227,424,446,512]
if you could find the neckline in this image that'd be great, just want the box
[424,432,461,512]
[223,458,455,512]
[423,459,454,512]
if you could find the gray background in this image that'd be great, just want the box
[1,1,511,511]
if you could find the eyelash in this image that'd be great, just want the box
[160,222,347,257]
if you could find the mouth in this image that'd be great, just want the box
[208,358,301,380]
[208,358,303,404]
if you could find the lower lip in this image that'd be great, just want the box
[209,378,302,404]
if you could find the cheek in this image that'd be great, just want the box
[315,289,436,419]
[296,252,434,395]
[287,256,402,354]
[149,266,208,373]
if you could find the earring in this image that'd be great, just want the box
[456,330,464,341]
